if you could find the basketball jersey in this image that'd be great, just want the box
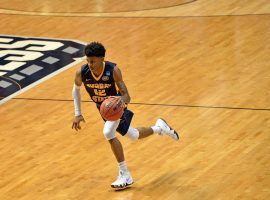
[81,61,119,104]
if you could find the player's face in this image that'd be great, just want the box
[86,56,104,71]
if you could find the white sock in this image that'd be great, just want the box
[151,126,161,134]
[118,161,128,172]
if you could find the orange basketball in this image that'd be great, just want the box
[100,97,124,121]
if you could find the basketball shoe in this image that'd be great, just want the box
[111,170,133,189]
[155,118,179,140]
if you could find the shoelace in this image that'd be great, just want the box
[117,171,127,180]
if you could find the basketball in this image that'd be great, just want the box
[100,97,124,121]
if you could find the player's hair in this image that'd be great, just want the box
[84,42,106,57]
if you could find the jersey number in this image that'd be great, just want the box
[94,89,106,96]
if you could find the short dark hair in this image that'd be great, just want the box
[84,42,106,57]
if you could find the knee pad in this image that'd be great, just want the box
[103,120,119,140]
[126,127,139,141]
[103,128,116,140]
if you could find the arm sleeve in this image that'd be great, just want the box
[72,83,82,116]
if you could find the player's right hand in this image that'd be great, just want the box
[72,115,85,131]
[109,96,126,108]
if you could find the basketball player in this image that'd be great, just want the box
[72,42,179,189]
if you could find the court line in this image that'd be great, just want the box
[0,11,269,18]
[10,97,270,112]
[0,0,197,14]
[0,11,270,19]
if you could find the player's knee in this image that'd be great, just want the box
[125,127,139,141]
[103,128,116,140]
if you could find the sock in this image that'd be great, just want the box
[118,161,128,172]
[151,126,161,134]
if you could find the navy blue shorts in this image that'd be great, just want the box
[96,104,134,136]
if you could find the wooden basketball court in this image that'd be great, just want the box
[0,0,269,199]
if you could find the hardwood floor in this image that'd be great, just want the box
[0,1,269,199]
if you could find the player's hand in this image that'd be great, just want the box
[72,115,85,131]
[110,96,126,108]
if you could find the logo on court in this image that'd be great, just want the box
[0,35,85,103]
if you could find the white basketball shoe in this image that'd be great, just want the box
[111,170,133,189]
[155,118,179,140]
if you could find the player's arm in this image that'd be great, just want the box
[113,66,131,104]
[72,70,85,131]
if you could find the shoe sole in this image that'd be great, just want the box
[111,182,134,190]
[160,118,179,140]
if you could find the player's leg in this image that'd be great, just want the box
[125,127,153,140]
[125,119,179,141]
[108,137,124,162]
[103,120,133,189]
